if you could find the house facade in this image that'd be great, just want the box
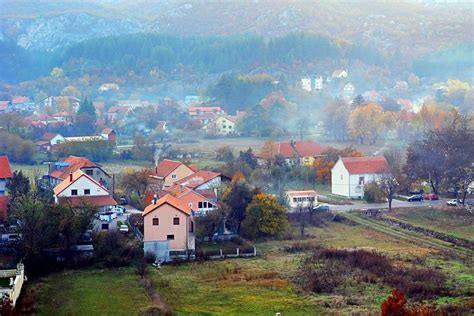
[173,170,228,191]
[257,140,324,167]
[300,78,312,92]
[331,156,390,198]
[162,186,217,215]
[0,156,12,220]
[286,190,317,209]
[143,195,195,263]
[35,132,65,152]
[53,170,116,210]
[150,159,197,189]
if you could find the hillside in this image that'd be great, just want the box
[0,0,472,59]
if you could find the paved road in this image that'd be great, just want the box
[329,198,445,212]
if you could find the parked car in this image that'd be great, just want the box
[407,194,423,202]
[446,199,457,206]
[313,204,330,212]
[119,197,128,205]
[119,225,129,234]
[409,189,423,195]
[423,193,439,200]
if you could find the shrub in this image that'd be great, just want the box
[364,182,386,203]
[117,220,123,227]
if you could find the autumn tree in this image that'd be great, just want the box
[314,158,334,184]
[381,290,408,316]
[405,127,474,197]
[259,140,277,170]
[348,103,396,145]
[241,193,288,239]
[221,175,259,233]
[120,169,151,197]
[322,97,351,140]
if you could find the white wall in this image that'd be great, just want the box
[51,135,65,145]
[196,177,221,190]
[349,173,380,198]
[331,159,350,197]
[57,175,109,198]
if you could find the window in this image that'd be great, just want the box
[167,234,174,240]
[223,125,227,128]
[293,197,297,202]
[341,175,343,180]
[84,189,90,195]
[171,174,177,179]
[190,221,194,233]
[189,203,193,208]
[359,176,365,185]
[229,125,232,129]
[71,189,78,196]
[198,201,203,209]
[86,170,93,176]
[152,218,159,226]
[173,217,180,225]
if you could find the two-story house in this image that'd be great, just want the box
[331,156,390,199]
[149,159,197,189]
[53,170,116,210]
[202,112,246,135]
[285,190,318,209]
[0,156,12,220]
[257,140,324,166]
[173,170,229,191]
[162,185,217,215]
[143,194,195,263]
[45,156,112,190]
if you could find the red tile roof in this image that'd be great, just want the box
[58,195,117,207]
[258,140,323,159]
[0,196,9,220]
[286,190,317,197]
[53,156,99,180]
[143,194,191,216]
[12,96,29,104]
[0,156,13,178]
[153,160,188,178]
[40,132,59,142]
[188,106,222,112]
[102,127,114,135]
[341,156,390,174]
[174,170,222,189]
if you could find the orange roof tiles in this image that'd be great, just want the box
[143,194,191,217]
[153,160,187,178]
[0,156,13,179]
[341,156,390,174]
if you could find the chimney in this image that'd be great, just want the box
[69,173,73,182]
[152,194,157,205]
[180,184,185,192]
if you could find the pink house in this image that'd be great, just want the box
[143,194,195,262]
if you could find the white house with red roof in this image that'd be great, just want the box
[53,170,116,210]
[331,156,391,198]
[34,132,65,152]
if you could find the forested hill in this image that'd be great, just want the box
[0,33,385,83]
[0,0,471,59]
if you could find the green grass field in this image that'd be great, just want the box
[32,209,473,315]
[387,207,474,241]
[35,268,151,316]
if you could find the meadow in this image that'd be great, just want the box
[32,206,473,315]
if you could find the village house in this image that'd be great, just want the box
[53,169,116,210]
[150,159,197,189]
[172,170,229,191]
[161,185,217,215]
[343,83,355,95]
[45,156,113,190]
[101,127,117,144]
[117,100,150,109]
[257,140,324,166]
[0,101,10,113]
[331,156,390,199]
[107,106,130,122]
[188,105,223,120]
[202,112,246,135]
[0,156,12,220]
[332,69,348,78]
[52,111,73,123]
[143,194,195,263]
[300,78,312,92]
[314,76,324,90]
[10,96,34,112]
[285,190,318,209]
[34,132,65,152]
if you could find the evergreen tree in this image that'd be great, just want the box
[77,97,97,120]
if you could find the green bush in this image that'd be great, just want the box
[364,182,386,203]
